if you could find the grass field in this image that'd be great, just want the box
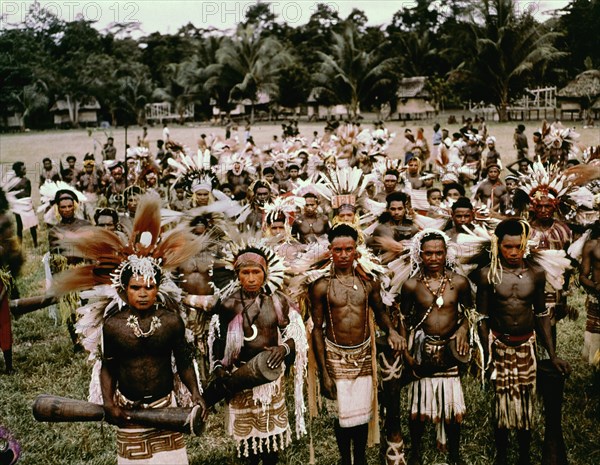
[0,117,599,464]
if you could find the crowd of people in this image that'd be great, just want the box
[0,117,599,465]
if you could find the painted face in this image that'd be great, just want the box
[126,276,159,311]
[304,198,318,216]
[195,190,210,206]
[428,191,442,206]
[96,215,116,231]
[58,199,75,220]
[388,200,406,223]
[330,236,357,271]
[452,207,473,227]
[112,169,123,181]
[499,234,525,266]
[533,197,556,220]
[420,239,447,273]
[238,265,265,293]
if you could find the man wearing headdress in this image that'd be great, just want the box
[47,189,91,350]
[310,224,404,465]
[50,194,208,464]
[528,186,572,345]
[476,219,570,465]
[291,193,330,244]
[399,230,471,465]
[0,186,24,374]
[94,208,122,234]
[473,164,508,213]
[579,221,600,366]
[227,159,254,201]
[209,244,307,464]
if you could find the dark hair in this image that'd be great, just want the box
[288,164,300,171]
[121,264,162,288]
[495,219,530,243]
[124,186,144,203]
[427,188,441,200]
[443,182,465,198]
[190,215,210,228]
[263,167,275,175]
[386,191,409,207]
[328,223,358,243]
[94,208,118,225]
[384,169,399,178]
[42,157,51,164]
[420,231,447,248]
[451,197,473,211]
[12,161,25,172]
[253,180,270,193]
[304,192,318,201]
[0,188,8,212]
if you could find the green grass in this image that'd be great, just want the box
[2,232,599,465]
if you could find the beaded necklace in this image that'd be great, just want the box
[325,268,369,344]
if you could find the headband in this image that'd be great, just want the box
[234,252,267,272]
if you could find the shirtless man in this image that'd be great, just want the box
[177,217,218,383]
[210,247,301,464]
[399,231,471,465]
[102,266,207,464]
[476,219,570,465]
[227,160,253,201]
[374,170,401,203]
[368,191,417,260]
[579,221,600,366]
[473,164,508,213]
[292,193,330,243]
[244,181,272,233]
[446,197,475,241]
[310,224,404,465]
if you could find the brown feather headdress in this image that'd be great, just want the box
[51,192,204,297]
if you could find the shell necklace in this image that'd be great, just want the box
[126,315,162,338]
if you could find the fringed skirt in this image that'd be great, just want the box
[407,365,465,450]
[491,333,537,430]
[225,375,291,457]
[583,295,600,366]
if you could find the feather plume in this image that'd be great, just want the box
[131,192,162,252]
[51,265,109,296]
[155,231,205,270]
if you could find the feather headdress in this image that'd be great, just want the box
[210,232,287,300]
[168,149,218,194]
[38,181,87,225]
[0,167,36,218]
[51,192,204,300]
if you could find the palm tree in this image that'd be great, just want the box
[12,80,49,130]
[313,23,398,118]
[460,0,566,121]
[205,25,292,122]
[152,61,200,123]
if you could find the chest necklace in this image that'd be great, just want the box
[126,315,162,338]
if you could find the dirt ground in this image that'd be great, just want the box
[1,117,598,202]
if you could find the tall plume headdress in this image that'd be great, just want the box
[50,193,207,404]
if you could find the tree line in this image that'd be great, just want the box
[1,0,598,128]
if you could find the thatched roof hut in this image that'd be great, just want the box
[395,76,435,120]
[557,70,600,120]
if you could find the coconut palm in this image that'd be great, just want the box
[313,23,398,118]
[204,25,292,122]
[152,61,200,123]
[459,0,566,121]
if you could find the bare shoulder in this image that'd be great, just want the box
[477,266,491,286]
[310,276,329,297]
[583,238,599,252]
[449,271,470,289]
[401,276,418,293]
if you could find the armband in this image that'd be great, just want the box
[535,308,551,318]
[281,341,291,356]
